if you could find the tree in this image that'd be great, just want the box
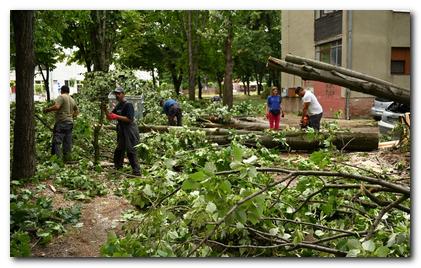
[60,11,95,72]
[223,11,234,108]
[34,10,66,101]
[233,11,282,95]
[185,10,198,101]
[90,10,121,72]
[11,10,36,180]
[198,11,225,97]
[116,11,186,93]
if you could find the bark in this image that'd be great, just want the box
[223,14,234,108]
[285,54,409,92]
[90,10,114,72]
[169,63,183,95]
[207,132,379,152]
[38,64,50,101]
[217,74,223,97]
[267,56,410,105]
[151,68,157,89]
[138,124,379,151]
[198,75,203,99]
[12,10,36,180]
[187,10,197,101]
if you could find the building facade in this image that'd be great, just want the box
[281,10,411,118]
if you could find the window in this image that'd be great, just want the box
[391,60,405,74]
[315,40,342,66]
[391,47,410,75]
[315,10,337,19]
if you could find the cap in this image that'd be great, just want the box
[113,87,124,94]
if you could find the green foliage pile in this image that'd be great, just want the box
[100,125,410,257]
[10,80,410,257]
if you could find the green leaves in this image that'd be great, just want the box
[362,240,376,252]
[206,202,217,214]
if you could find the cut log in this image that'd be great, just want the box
[198,116,272,131]
[208,131,378,151]
[267,56,410,106]
[138,124,378,151]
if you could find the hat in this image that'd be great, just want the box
[113,87,124,94]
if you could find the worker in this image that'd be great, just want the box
[43,85,79,162]
[101,87,141,176]
[160,98,183,126]
[295,86,323,131]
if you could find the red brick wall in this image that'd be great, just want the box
[304,81,346,118]
[297,81,374,118]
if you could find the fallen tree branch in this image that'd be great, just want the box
[262,217,357,235]
[364,195,409,241]
[362,186,410,213]
[187,173,297,256]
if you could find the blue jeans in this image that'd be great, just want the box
[168,104,182,126]
[51,121,73,159]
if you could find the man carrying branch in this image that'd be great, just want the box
[295,86,323,131]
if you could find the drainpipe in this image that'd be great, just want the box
[345,11,352,120]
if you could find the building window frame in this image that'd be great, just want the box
[315,39,342,66]
[391,47,410,75]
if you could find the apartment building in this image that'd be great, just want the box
[281,10,410,118]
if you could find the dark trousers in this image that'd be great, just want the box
[168,105,182,126]
[52,121,73,159]
[309,112,323,131]
[114,130,140,174]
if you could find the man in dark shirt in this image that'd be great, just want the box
[160,98,182,126]
[101,87,141,176]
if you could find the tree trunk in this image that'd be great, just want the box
[267,56,410,105]
[223,13,234,108]
[137,124,379,152]
[198,75,203,99]
[187,10,197,101]
[169,63,183,95]
[256,72,264,95]
[89,10,117,163]
[246,77,250,96]
[285,54,409,92]
[38,64,50,101]
[151,68,157,89]
[217,76,223,97]
[11,10,36,180]
[90,10,113,72]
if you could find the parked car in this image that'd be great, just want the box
[378,102,410,134]
[371,97,393,120]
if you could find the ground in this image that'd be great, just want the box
[31,171,133,257]
[29,117,409,257]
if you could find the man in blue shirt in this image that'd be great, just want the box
[160,98,183,126]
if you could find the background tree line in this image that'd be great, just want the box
[10,10,281,180]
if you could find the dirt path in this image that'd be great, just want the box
[31,182,133,257]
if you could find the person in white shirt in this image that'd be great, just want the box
[295,86,323,131]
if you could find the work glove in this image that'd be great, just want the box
[107,113,119,120]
